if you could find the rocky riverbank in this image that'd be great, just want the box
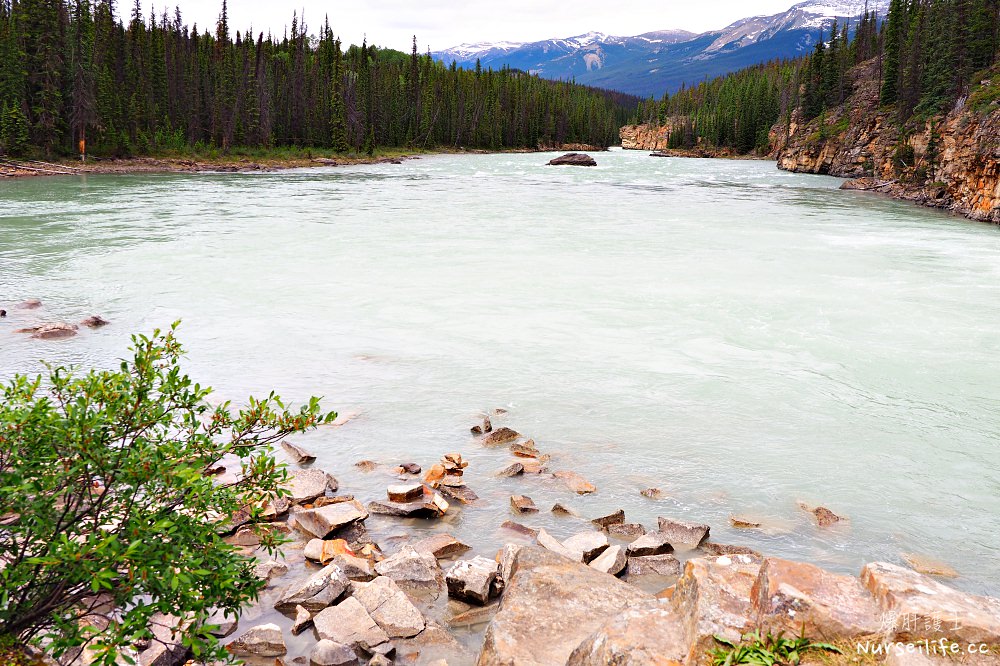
[770,61,1000,224]
[107,413,1000,666]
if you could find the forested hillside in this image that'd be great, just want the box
[627,0,1000,153]
[0,1,636,158]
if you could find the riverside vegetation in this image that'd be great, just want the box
[2,326,999,665]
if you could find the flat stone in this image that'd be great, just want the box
[368,655,391,666]
[520,459,548,474]
[606,523,646,541]
[355,460,377,472]
[535,528,582,561]
[282,441,317,465]
[481,427,521,446]
[511,440,540,457]
[352,575,426,638]
[294,500,368,539]
[331,553,375,581]
[314,495,356,507]
[500,520,539,538]
[309,639,357,666]
[478,546,651,666]
[496,462,524,477]
[447,603,499,627]
[861,561,1000,644]
[551,503,579,517]
[563,531,610,563]
[671,554,762,662]
[304,538,354,564]
[657,517,710,546]
[291,605,313,635]
[554,470,597,494]
[567,601,687,666]
[591,509,625,528]
[437,483,479,504]
[284,468,339,504]
[367,499,438,518]
[589,544,627,575]
[412,533,471,559]
[751,557,881,639]
[313,597,389,651]
[227,623,286,657]
[626,553,682,579]
[274,562,350,612]
[510,495,538,514]
[626,532,674,557]
[387,483,424,503]
[700,542,762,558]
[374,545,444,590]
[730,515,762,529]
[80,315,111,328]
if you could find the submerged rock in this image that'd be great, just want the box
[18,322,78,339]
[901,552,959,578]
[80,315,111,328]
[471,415,492,435]
[496,462,524,477]
[813,506,844,527]
[478,546,650,665]
[481,427,521,446]
[640,487,665,499]
[547,152,597,167]
[554,470,597,494]
[500,520,539,538]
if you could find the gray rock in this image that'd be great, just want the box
[374,545,444,590]
[309,639,358,666]
[626,532,675,557]
[284,468,339,504]
[313,597,390,652]
[478,547,651,666]
[333,553,376,581]
[589,545,627,576]
[563,531,610,563]
[282,441,317,465]
[294,500,369,539]
[352,576,426,638]
[275,562,349,612]
[291,605,313,635]
[605,523,647,541]
[254,559,289,581]
[535,528,581,561]
[547,152,598,167]
[227,623,286,657]
[656,516,710,546]
[625,553,682,578]
[445,556,499,605]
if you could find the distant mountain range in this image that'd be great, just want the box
[434,0,889,97]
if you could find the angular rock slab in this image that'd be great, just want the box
[671,554,762,663]
[477,546,652,666]
[284,468,339,504]
[227,623,286,657]
[626,553,682,579]
[657,517,710,546]
[309,639,358,666]
[352,575,426,638]
[282,440,316,465]
[752,557,881,640]
[861,561,1000,644]
[589,544,627,576]
[412,533,472,559]
[374,545,444,590]
[562,531,610,563]
[446,556,499,605]
[535,528,582,561]
[294,500,368,539]
[313,596,390,652]
[554,470,597,494]
[567,602,687,666]
[275,562,350,612]
[627,531,674,557]
[304,538,354,564]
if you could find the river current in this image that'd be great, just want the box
[2,148,998,596]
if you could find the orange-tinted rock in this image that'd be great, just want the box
[554,470,597,494]
[901,553,959,578]
[671,554,762,662]
[812,506,843,527]
[567,602,687,666]
[657,517,710,546]
[412,533,472,559]
[510,495,538,514]
[751,557,880,640]
[861,562,1000,644]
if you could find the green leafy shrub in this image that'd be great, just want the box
[710,630,842,666]
[0,324,335,664]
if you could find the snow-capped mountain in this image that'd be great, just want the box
[434,0,889,97]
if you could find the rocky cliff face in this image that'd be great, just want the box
[771,60,1000,223]
[620,124,674,151]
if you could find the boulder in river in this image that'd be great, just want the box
[535,528,581,561]
[500,520,539,538]
[511,439,540,458]
[16,299,42,309]
[303,538,353,565]
[625,553,682,579]
[471,415,492,435]
[293,500,368,539]
[554,470,597,494]
[446,556,500,605]
[478,546,650,665]
[481,427,521,446]
[496,462,524,477]
[226,623,286,657]
[80,315,110,328]
[567,601,687,666]
[605,523,646,541]
[547,152,597,166]
[17,322,78,339]
[387,483,424,503]
[591,509,625,528]
[657,516,710,546]
[562,531,610,563]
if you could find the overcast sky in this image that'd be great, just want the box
[151,0,800,52]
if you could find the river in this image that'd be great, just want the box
[2,148,999,597]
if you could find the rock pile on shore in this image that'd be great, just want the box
[138,414,1000,666]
